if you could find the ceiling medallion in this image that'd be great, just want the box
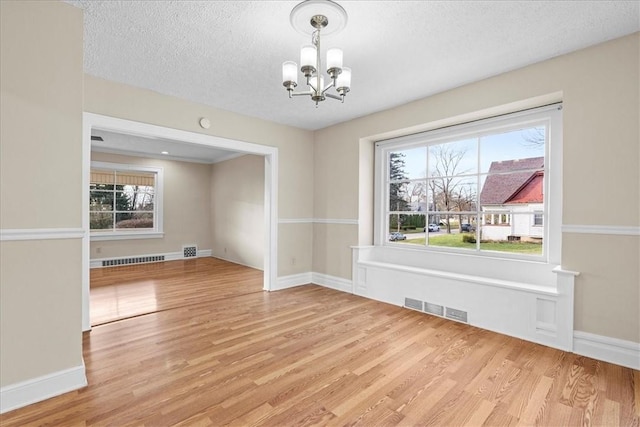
[282,0,351,106]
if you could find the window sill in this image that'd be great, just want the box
[356,244,557,289]
[357,259,559,296]
[90,231,164,241]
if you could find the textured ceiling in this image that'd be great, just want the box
[68,1,639,131]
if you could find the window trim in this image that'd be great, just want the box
[89,161,164,241]
[374,103,562,264]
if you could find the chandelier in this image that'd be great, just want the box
[282,0,351,105]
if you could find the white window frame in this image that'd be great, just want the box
[90,161,164,241]
[374,104,563,264]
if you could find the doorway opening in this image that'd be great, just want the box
[82,113,278,331]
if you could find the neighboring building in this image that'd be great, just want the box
[479,157,544,241]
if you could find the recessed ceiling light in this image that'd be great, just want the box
[161,151,169,155]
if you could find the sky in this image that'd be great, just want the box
[395,125,546,181]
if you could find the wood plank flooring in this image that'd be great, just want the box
[90,257,263,325]
[2,258,638,426]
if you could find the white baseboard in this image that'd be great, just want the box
[197,249,212,257]
[274,272,352,293]
[0,364,87,414]
[573,331,640,370]
[208,254,263,271]
[90,249,213,268]
[311,272,353,293]
[274,272,313,291]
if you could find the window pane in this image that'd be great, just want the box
[480,209,543,235]
[478,212,543,255]
[428,138,477,178]
[389,147,426,181]
[428,214,478,250]
[387,214,426,245]
[137,190,155,211]
[125,186,155,211]
[90,212,113,230]
[389,181,412,212]
[479,126,545,173]
[115,191,134,211]
[480,168,544,214]
[406,181,427,211]
[116,213,154,229]
[90,191,114,211]
[429,177,477,213]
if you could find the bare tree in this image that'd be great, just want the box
[429,144,470,233]
[452,182,476,229]
[522,127,545,147]
[408,181,426,209]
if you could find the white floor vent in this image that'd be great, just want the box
[424,302,444,316]
[102,255,165,267]
[404,297,423,311]
[183,245,198,258]
[404,297,466,323]
[445,307,468,323]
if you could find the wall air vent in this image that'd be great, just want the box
[183,245,198,258]
[445,307,468,323]
[404,297,423,311]
[424,302,444,316]
[404,298,468,324]
[102,255,165,267]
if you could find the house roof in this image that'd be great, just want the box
[479,157,544,205]
[508,172,544,204]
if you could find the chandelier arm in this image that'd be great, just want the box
[290,90,314,97]
[325,93,343,101]
[321,78,336,95]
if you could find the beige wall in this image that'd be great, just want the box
[90,152,213,259]
[210,154,264,270]
[84,76,315,276]
[313,33,640,343]
[0,1,84,386]
[0,240,83,385]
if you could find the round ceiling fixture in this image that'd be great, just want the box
[199,117,211,129]
[290,0,348,36]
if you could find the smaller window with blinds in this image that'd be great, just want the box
[89,162,163,236]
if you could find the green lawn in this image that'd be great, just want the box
[403,233,542,254]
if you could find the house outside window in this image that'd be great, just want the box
[90,161,163,240]
[375,104,562,260]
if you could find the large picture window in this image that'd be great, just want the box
[377,104,562,260]
[89,162,163,240]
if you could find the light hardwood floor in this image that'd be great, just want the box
[2,258,638,426]
[89,257,264,326]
